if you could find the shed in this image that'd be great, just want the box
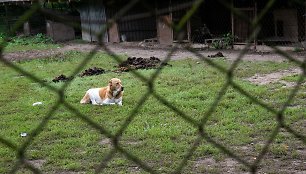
[0,0,32,34]
[232,0,305,45]
[103,0,157,43]
[273,9,298,42]
[75,0,108,42]
[0,0,77,42]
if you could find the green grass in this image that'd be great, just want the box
[3,43,60,52]
[1,33,61,52]
[281,73,301,82]
[0,51,305,173]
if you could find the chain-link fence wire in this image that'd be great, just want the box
[0,0,305,173]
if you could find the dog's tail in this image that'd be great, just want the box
[80,92,90,104]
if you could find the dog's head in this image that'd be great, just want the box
[108,78,124,92]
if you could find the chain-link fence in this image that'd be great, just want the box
[0,0,305,173]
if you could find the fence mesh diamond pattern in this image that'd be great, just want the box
[0,0,305,173]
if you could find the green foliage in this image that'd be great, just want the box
[211,33,234,49]
[0,32,7,43]
[9,33,53,45]
[293,47,304,52]
[0,32,6,39]
[0,33,59,52]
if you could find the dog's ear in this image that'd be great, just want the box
[109,80,112,86]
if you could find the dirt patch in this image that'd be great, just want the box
[193,154,306,173]
[258,157,306,174]
[121,139,143,146]
[26,159,46,169]
[57,172,86,174]
[194,157,216,168]
[99,138,112,147]
[207,51,225,58]
[50,57,171,81]
[278,80,298,88]
[52,74,71,83]
[52,67,106,82]
[222,158,240,173]
[79,67,106,77]
[128,166,142,173]
[193,157,243,173]
[4,42,305,62]
[246,68,302,86]
[290,119,306,135]
[297,149,306,157]
[114,56,171,72]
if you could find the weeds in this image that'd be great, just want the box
[14,33,52,44]
[0,33,59,52]
[211,33,234,49]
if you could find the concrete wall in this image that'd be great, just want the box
[157,15,173,45]
[46,20,75,42]
[23,21,30,35]
[108,22,119,43]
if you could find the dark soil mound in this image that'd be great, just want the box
[52,74,71,83]
[115,56,171,72]
[208,52,225,58]
[79,67,106,77]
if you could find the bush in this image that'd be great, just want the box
[0,33,53,45]
[211,33,234,49]
[10,33,53,45]
[0,33,6,43]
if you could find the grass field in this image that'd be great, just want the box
[0,50,305,173]
[1,34,60,53]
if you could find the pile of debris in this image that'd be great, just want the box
[79,67,106,77]
[52,74,71,83]
[208,52,225,58]
[52,57,171,82]
[115,56,170,72]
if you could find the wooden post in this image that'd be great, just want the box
[231,0,234,44]
[157,15,173,45]
[108,21,119,43]
[170,0,173,43]
[23,21,30,35]
[254,0,257,50]
[187,18,191,42]
[4,4,10,34]
[297,3,305,41]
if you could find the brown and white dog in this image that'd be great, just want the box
[80,78,124,106]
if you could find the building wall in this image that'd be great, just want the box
[0,5,28,34]
[108,22,119,43]
[273,9,298,42]
[157,15,172,45]
[78,1,108,42]
[117,13,157,42]
[46,20,75,41]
